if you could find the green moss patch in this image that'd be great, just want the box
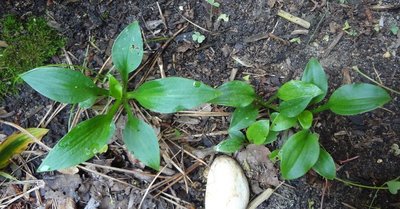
[0,15,65,97]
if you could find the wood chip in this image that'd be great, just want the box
[247,188,274,209]
[0,40,8,48]
[277,10,310,29]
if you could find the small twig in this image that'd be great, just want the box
[0,120,50,151]
[352,66,400,95]
[339,155,359,164]
[138,166,167,209]
[179,13,212,33]
[277,10,310,29]
[191,130,228,138]
[324,31,344,56]
[156,2,167,29]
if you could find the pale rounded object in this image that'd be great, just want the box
[205,155,250,209]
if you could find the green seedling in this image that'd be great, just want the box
[21,21,221,172]
[206,0,220,7]
[217,14,229,22]
[390,24,399,35]
[342,21,358,36]
[192,31,206,43]
[211,58,391,181]
[289,37,301,44]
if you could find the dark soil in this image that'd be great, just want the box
[1,0,399,208]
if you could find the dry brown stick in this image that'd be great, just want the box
[324,31,344,56]
[150,161,201,193]
[138,166,167,209]
[0,120,50,151]
[153,161,202,196]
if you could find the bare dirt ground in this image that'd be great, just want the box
[1,0,399,208]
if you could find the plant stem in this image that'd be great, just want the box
[256,96,278,111]
[107,99,122,117]
[335,177,389,190]
[311,104,330,114]
[126,91,136,99]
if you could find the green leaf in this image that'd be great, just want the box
[37,115,115,172]
[301,58,328,103]
[279,97,312,117]
[228,104,259,132]
[246,120,270,145]
[130,77,220,113]
[0,128,48,169]
[79,97,97,109]
[264,131,278,144]
[386,180,400,194]
[123,113,160,170]
[312,148,336,180]
[108,75,123,99]
[277,80,323,101]
[210,81,255,107]
[270,113,297,131]
[327,83,391,115]
[297,110,313,129]
[21,67,107,104]
[112,21,144,81]
[214,131,245,153]
[280,130,320,179]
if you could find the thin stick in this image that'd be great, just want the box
[0,120,50,151]
[191,130,228,138]
[77,165,138,189]
[138,166,167,209]
[179,13,212,33]
[277,10,310,29]
[352,66,400,95]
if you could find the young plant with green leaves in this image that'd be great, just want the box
[21,21,221,172]
[211,58,391,180]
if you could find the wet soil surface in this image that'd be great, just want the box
[1,0,400,208]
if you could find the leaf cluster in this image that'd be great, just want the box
[21,22,221,172]
[20,21,392,183]
[213,58,391,180]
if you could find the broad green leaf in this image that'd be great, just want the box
[37,115,115,172]
[301,58,328,103]
[312,148,336,180]
[0,128,48,169]
[130,77,220,113]
[214,131,245,153]
[387,180,400,194]
[297,110,313,129]
[264,131,278,144]
[210,81,255,107]
[246,120,270,145]
[228,104,259,132]
[279,97,312,117]
[327,83,391,115]
[79,97,97,109]
[21,67,107,104]
[270,113,297,131]
[277,80,323,101]
[280,130,320,179]
[112,21,144,81]
[108,75,123,99]
[123,113,160,170]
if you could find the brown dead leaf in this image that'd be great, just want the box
[236,144,280,188]
[0,41,8,48]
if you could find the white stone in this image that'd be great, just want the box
[205,155,250,209]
